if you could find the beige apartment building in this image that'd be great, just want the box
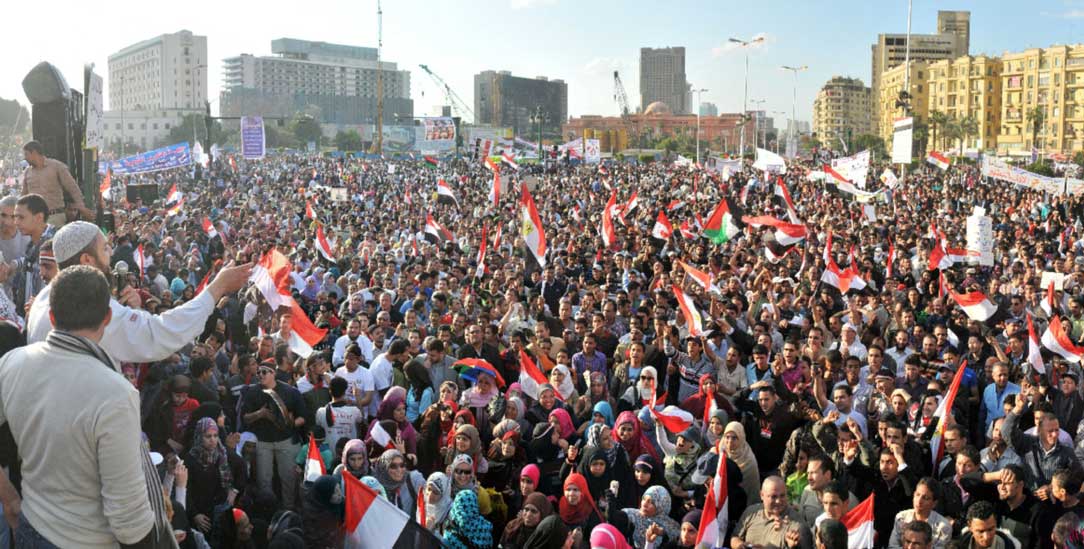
[926,55,1002,154]
[996,45,1084,157]
[812,77,871,150]
[877,61,930,148]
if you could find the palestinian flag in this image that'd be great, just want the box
[703,198,744,244]
[423,156,439,168]
[424,213,454,245]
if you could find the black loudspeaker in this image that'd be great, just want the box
[30,90,84,181]
[21,62,70,105]
[126,184,159,204]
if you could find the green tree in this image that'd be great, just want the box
[265,124,299,149]
[1026,161,1055,176]
[912,121,929,157]
[0,98,28,134]
[291,115,323,148]
[928,110,949,152]
[1027,106,1046,157]
[166,114,228,148]
[953,115,979,156]
[852,134,887,159]
[1072,150,1084,167]
[334,130,363,151]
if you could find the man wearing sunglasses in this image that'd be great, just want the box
[240,364,307,509]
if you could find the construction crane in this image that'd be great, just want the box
[371,0,384,155]
[419,64,475,123]
[613,70,636,149]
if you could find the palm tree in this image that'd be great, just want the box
[928,110,949,152]
[942,118,962,156]
[955,115,979,156]
[1027,106,1046,155]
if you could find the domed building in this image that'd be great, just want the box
[643,101,673,116]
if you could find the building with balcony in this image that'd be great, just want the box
[877,61,930,151]
[812,76,871,151]
[997,45,1084,157]
[926,55,1002,154]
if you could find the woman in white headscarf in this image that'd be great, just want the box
[549,364,578,402]
[418,472,454,536]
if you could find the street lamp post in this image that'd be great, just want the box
[780,65,807,157]
[693,88,708,164]
[728,35,764,158]
[529,106,549,161]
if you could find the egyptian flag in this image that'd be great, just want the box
[424,213,454,245]
[166,184,182,204]
[250,249,294,310]
[343,472,442,549]
[305,433,326,482]
[930,360,967,469]
[774,177,800,223]
[842,494,875,549]
[501,152,520,171]
[740,178,755,205]
[601,189,618,250]
[136,244,151,281]
[1027,313,1047,375]
[928,239,975,270]
[886,240,895,279]
[489,171,501,208]
[306,201,317,220]
[651,211,673,241]
[621,191,641,223]
[474,223,488,279]
[436,179,458,207]
[667,200,686,212]
[423,156,439,168]
[679,220,698,240]
[405,187,413,206]
[703,198,744,244]
[672,285,706,337]
[100,169,112,197]
[1042,316,1084,363]
[315,224,336,262]
[286,300,328,358]
[195,268,213,295]
[696,445,729,547]
[493,223,503,251]
[521,184,547,268]
[369,421,397,450]
[678,260,719,294]
[926,150,951,171]
[824,165,852,185]
[518,350,559,402]
[229,156,238,172]
[649,404,695,434]
[773,221,808,246]
[166,198,184,217]
[1041,281,1059,318]
[949,290,998,322]
[202,217,218,239]
[821,232,866,294]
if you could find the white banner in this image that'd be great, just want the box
[966,212,995,266]
[584,139,601,164]
[831,149,870,188]
[86,72,104,150]
[753,148,787,174]
[980,156,1084,195]
[891,117,913,164]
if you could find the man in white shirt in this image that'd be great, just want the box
[333,343,375,411]
[819,383,869,438]
[316,377,366,453]
[26,221,251,365]
[885,329,915,376]
[332,317,375,366]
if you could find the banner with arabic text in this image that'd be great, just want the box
[99,143,191,175]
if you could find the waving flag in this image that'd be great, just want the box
[926,150,951,171]
[930,360,967,469]
[423,156,439,168]
[474,223,488,279]
[100,169,111,196]
[453,358,507,388]
[136,244,150,281]
[250,249,295,311]
[1041,281,1058,318]
[821,231,866,293]
[1042,316,1084,363]
[842,494,875,549]
[679,220,699,240]
[166,184,182,204]
[886,240,895,279]
[369,421,397,450]
[703,198,744,244]
[672,285,706,337]
[489,171,501,208]
[501,152,520,171]
[824,165,853,184]
[677,260,719,294]
[202,217,218,239]
[949,290,998,322]
[166,198,184,217]
[286,301,328,359]
[774,177,800,223]
[305,201,317,220]
[343,471,440,549]
[1027,313,1046,375]
[649,405,695,434]
[620,191,641,222]
[424,213,454,245]
[518,350,561,402]
[772,221,808,246]
[696,446,729,547]
[305,433,326,482]
[315,224,337,262]
[928,239,976,270]
[436,179,459,207]
[601,189,618,249]
[651,211,673,240]
[521,184,547,268]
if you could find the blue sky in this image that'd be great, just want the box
[2,0,1084,125]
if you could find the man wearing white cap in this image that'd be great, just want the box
[25,221,252,364]
[833,322,867,362]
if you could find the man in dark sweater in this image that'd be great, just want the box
[738,384,806,475]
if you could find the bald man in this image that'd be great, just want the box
[731,476,813,549]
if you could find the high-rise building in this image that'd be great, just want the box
[877,61,930,149]
[473,70,567,136]
[997,45,1084,157]
[640,47,689,114]
[926,55,1002,154]
[220,38,412,126]
[699,102,719,116]
[871,11,969,134]
[812,76,872,151]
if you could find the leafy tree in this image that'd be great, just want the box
[0,98,28,133]
[334,130,363,151]
[1026,161,1055,176]
[265,124,299,149]
[928,110,949,152]
[952,115,979,156]
[166,114,228,148]
[291,115,323,148]
[1027,106,1046,156]
[1072,151,1084,167]
[852,134,886,159]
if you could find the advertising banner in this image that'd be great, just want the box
[241,116,266,159]
[891,117,913,164]
[419,117,456,153]
[100,143,191,175]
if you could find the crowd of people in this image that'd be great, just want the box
[1,136,1084,549]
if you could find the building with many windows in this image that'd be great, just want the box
[877,61,929,150]
[812,76,871,151]
[640,47,689,114]
[473,70,567,137]
[926,55,1002,154]
[996,45,1084,157]
[219,38,412,126]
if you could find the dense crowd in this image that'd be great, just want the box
[3,139,1084,549]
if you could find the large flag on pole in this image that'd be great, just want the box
[436,179,459,207]
[424,213,454,245]
[929,360,967,469]
[696,446,729,547]
[841,494,875,549]
[474,223,488,279]
[677,260,720,294]
[520,184,547,268]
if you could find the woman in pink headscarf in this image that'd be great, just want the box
[590,523,632,549]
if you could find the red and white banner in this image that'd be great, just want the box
[949,290,998,322]
[651,211,673,240]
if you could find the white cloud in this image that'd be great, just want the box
[1060,9,1084,17]
[711,32,770,57]
[510,0,557,9]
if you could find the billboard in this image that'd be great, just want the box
[891,117,913,164]
[419,117,456,153]
[241,116,266,159]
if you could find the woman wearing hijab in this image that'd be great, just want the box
[507,463,542,514]
[418,472,454,536]
[459,370,501,445]
[680,375,733,429]
[447,453,493,516]
[612,411,659,462]
[333,439,368,479]
[579,423,633,505]
[418,399,457,473]
[560,445,615,510]
[703,409,728,448]
[628,454,665,510]
[183,417,238,535]
[606,485,682,549]
[590,523,632,549]
[557,473,603,542]
[367,393,419,457]
[523,515,569,549]
[549,364,578,401]
[723,421,761,505]
[506,395,530,435]
[445,423,489,474]
[526,384,568,426]
[373,449,426,514]
[442,489,494,549]
[618,366,663,414]
[217,507,256,549]
[655,422,704,512]
[301,475,345,549]
[548,407,579,448]
[266,510,304,548]
[501,491,554,548]
[574,372,616,434]
[484,428,526,494]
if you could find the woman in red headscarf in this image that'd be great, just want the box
[558,473,604,546]
[611,411,659,461]
[680,374,734,429]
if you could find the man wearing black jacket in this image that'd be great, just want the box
[844,441,917,549]
[737,383,806,476]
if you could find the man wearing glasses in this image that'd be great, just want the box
[240,364,307,509]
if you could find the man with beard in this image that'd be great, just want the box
[26,221,252,364]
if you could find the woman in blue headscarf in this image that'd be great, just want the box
[606,485,681,549]
[442,489,493,549]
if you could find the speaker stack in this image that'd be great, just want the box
[21,62,85,184]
